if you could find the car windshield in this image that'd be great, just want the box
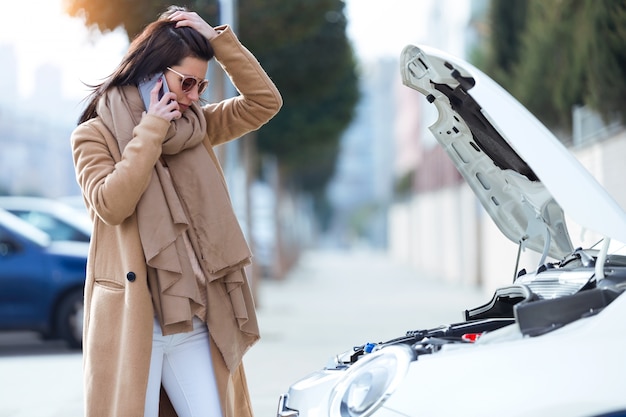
[10,210,90,242]
[0,197,92,242]
[0,209,50,246]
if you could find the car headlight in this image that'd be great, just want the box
[328,345,413,417]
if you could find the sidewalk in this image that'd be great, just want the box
[244,249,487,416]
[0,249,488,417]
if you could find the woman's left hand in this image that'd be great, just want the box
[169,11,219,41]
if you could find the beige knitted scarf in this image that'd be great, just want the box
[97,85,252,333]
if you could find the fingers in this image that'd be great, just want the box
[161,91,177,105]
[169,11,200,26]
[159,94,182,121]
[167,109,182,121]
[146,88,181,122]
[149,78,162,107]
[168,10,217,40]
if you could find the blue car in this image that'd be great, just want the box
[0,208,87,349]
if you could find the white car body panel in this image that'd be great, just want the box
[383,292,626,416]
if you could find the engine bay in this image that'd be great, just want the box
[331,251,626,368]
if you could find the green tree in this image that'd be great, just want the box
[512,0,587,129]
[238,1,359,196]
[65,0,220,39]
[483,0,528,86]
[584,0,626,123]
[479,0,626,134]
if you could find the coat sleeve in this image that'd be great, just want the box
[202,25,283,146]
[71,115,170,225]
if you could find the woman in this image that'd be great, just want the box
[71,6,282,417]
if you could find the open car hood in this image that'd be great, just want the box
[400,45,626,259]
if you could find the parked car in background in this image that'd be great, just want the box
[276,45,626,417]
[0,196,91,242]
[0,208,86,348]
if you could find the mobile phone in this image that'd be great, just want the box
[138,73,170,110]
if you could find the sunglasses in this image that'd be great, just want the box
[166,67,209,95]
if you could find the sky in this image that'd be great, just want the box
[344,0,435,61]
[0,0,440,100]
[1,0,126,100]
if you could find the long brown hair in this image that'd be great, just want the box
[78,6,214,124]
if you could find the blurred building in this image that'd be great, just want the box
[0,45,83,197]
[0,45,18,104]
[326,59,397,249]
[326,0,475,249]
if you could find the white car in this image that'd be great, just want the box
[276,45,626,417]
[0,196,91,243]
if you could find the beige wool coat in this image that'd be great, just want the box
[71,25,282,417]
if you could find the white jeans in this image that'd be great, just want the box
[144,317,222,417]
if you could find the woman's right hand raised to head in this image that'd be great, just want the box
[168,10,219,41]
[146,78,181,122]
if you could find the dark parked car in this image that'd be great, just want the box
[0,208,86,349]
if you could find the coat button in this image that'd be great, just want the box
[126,272,136,282]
